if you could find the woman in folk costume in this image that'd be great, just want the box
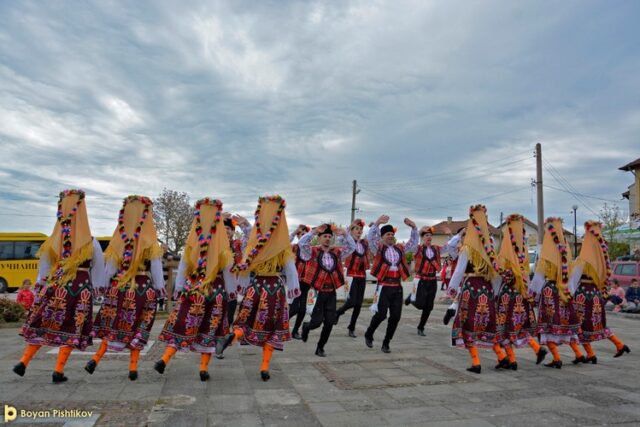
[448,205,506,374]
[569,220,630,362]
[288,224,311,339]
[154,198,236,381]
[14,189,105,383]
[529,217,582,368]
[495,214,547,370]
[87,195,164,381]
[335,219,370,338]
[220,195,301,381]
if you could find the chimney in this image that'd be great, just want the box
[447,216,452,224]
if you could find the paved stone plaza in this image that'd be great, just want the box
[1,286,639,426]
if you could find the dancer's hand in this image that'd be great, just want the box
[404,218,416,228]
[376,215,390,225]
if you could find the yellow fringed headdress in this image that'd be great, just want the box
[182,198,231,290]
[235,195,293,276]
[498,214,530,295]
[104,195,163,288]
[461,204,500,278]
[574,221,611,290]
[37,189,94,286]
[536,217,572,301]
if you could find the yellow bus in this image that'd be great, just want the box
[0,233,47,293]
[0,234,112,293]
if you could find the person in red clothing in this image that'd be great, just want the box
[335,219,370,338]
[365,215,418,353]
[222,213,251,328]
[289,224,312,339]
[405,226,442,336]
[16,279,35,310]
[299,224,355,357]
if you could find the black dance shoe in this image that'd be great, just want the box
[292,331,302,340]
[84,360,97,374]
[365,336,373,348]
[13,362,26,377]
[466,365,481,374]
[404,296,411,306]
[128,371,138,381]
[260,370,270,381]
[154,360,166,374]
[200,371,210,382]
[585,356,598,364]
[52,371,68,383]
[348,330,357,338]
[495,358,510,370]
[571,355,586,365]
[536,348,548,365]
[381,344,391,354]
[301,323,310,343]
[510,362,518,371]
[544,360,563,369]
[443,309,456,325]
[315,348,326,357]
[614,345,630,358]
[417,328,426,337]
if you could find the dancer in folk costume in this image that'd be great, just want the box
[364,215,418,353]
[405,226,443,336]
[223,213,252,328]
[221,195,300,381]
[529,217,583,368]
[298,224,355,356]
[448,205,507,374]
[14,189,105,383]
[289,224,311,339]
[569,220,630,362]
[87,196,164,381]
[495,214,547,370]
[335,219,370,338]
[154,198,236,381]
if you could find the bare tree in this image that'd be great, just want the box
[598,203,625,244]
[153,188,193,254]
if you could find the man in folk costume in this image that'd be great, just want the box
[14,189,105,383]
[365,215,418,353]
[529,217,583,368]
[86,196,164,381]
[448,205,506,374]
[154,198,236,381]
[569,221,630,362]
[335,219,370,338]
[223,213,252,328]
[220,195,301,381]
[495,214,547,370]
[405,226,442,336]
[288,224,311,339]
[298,224,355,356]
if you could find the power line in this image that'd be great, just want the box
[543,184,621,204]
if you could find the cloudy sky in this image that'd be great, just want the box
[1,0,638,240]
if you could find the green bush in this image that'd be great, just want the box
[0,298,26,323]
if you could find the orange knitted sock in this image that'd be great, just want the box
[569,342,584,358]
[260,344,274,372]
[161,347,177,365]
[20,344,41,367]
[92,340,109,364]
[547,342,561,362]
[55,347,72,373]
[608,335,624,351]
[468,345,480,366]
[200,353,212,372]
[129,349,140,372]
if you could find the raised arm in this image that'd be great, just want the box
[403,218,419,254]
[336,228,356,260]
[297,230,316,261]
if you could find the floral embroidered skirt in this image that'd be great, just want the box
[536,280,580,344]
[158,276,230,353]
[21,270,93,350]
[495,284,537,347]
[234,275,290,351]
[93,274,159,351]
[573,282,612,342]
[451,276,497,348]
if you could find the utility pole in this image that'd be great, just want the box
[535,143,544,248]
[351,180,359,224]
[572,205,578,258]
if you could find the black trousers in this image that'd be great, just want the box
[412,278,438,330]
[289,282,310,333]
[307,290,337,350]
[227,299,238,326]
[366,285,403,346]
[336,277,367,331]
